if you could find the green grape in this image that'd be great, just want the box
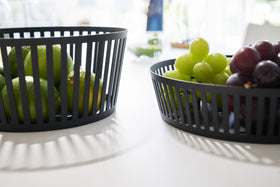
[174,52,197,76]
[190,37,209,61]
[192,62,214,82]
[204,52,227,73]
[223,65,232,76]
[163,70,187,81]
[212,72,229,85]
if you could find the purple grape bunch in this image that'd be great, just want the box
[226,40,280,122]
[227,40,280,88]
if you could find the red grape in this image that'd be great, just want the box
[252,40,276,61]
[275,56,280,67]
[226,73,253,87]
[230,47,261,76]
[229,59,238,74]
[273,41,280,55]
[253,60,280,88]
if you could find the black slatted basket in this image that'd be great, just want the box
[0,26,127,132]
[150,59,280,143]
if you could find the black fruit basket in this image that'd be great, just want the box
[150,59,280,144]
[0,26,127,132]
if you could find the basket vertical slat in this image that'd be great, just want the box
[72,42,82,120]
[112,38,126,107]
[59,43,68,123]
[82,41,93,118]
[45,44,56,124]
[92,40,104,115]
[107,39,119,109]
[99,40,112,113]
[30,44,44,125]
[0,46,16,126]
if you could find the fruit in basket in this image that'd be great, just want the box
[162,37,231,112]
[174,52,197,76]
[229,40,280,88]
[190,37,209,61]
[226,73,253,111]
[24,45,74,86]
[273,41,280,55]
[1,76,60,122]
[230,47,261,76]
[8,46,31,78]
[163,69,191,81]
[0,74,5,90]
[227,40,280,123]
[212,72,229,85]
[253,60,280,88]
[252,40,276,61]
[192,62,214,82]
[67,70,103,116]
[204,52,227,73]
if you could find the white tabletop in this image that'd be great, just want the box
[0,50,280,187]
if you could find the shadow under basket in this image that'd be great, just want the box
[150,59,280,144]
[0,26,127,132]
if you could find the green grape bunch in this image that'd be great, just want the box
[162,37,231,110]
[164,37,231,85]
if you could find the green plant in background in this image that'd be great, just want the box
[133,33,162,58]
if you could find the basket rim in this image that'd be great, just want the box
[150,58,280,95]
[0,26,128,45]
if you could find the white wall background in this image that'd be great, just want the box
[2,0,280,53]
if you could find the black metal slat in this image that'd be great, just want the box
[267,96,277,136]
[45,44,56,124]
[211,92,219,132]
[111,40,122,107]
[15,45,31,125]
[60,43,68,122]
[0,45,18,125]
[92,41,104,115]
[163,84,173,119]
[99,40,112,113]
[201,91,209,130]
[174,87,185,124]
[158,81,168,116]
[168,85,178,121]
[256,96,265,136]
[233,94,240,135]
[245,95,253,136]
[111,38,126,106]
[107,39,119,109]
[82,42,93,117]
[182,89,193,127]
[191,88,200,128]
[30,45,44,125]
[222,94,229,134]
[72,42,82,119]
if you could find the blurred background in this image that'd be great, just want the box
[1,0,280,56]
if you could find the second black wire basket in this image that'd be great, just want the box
[150,59,280,144]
